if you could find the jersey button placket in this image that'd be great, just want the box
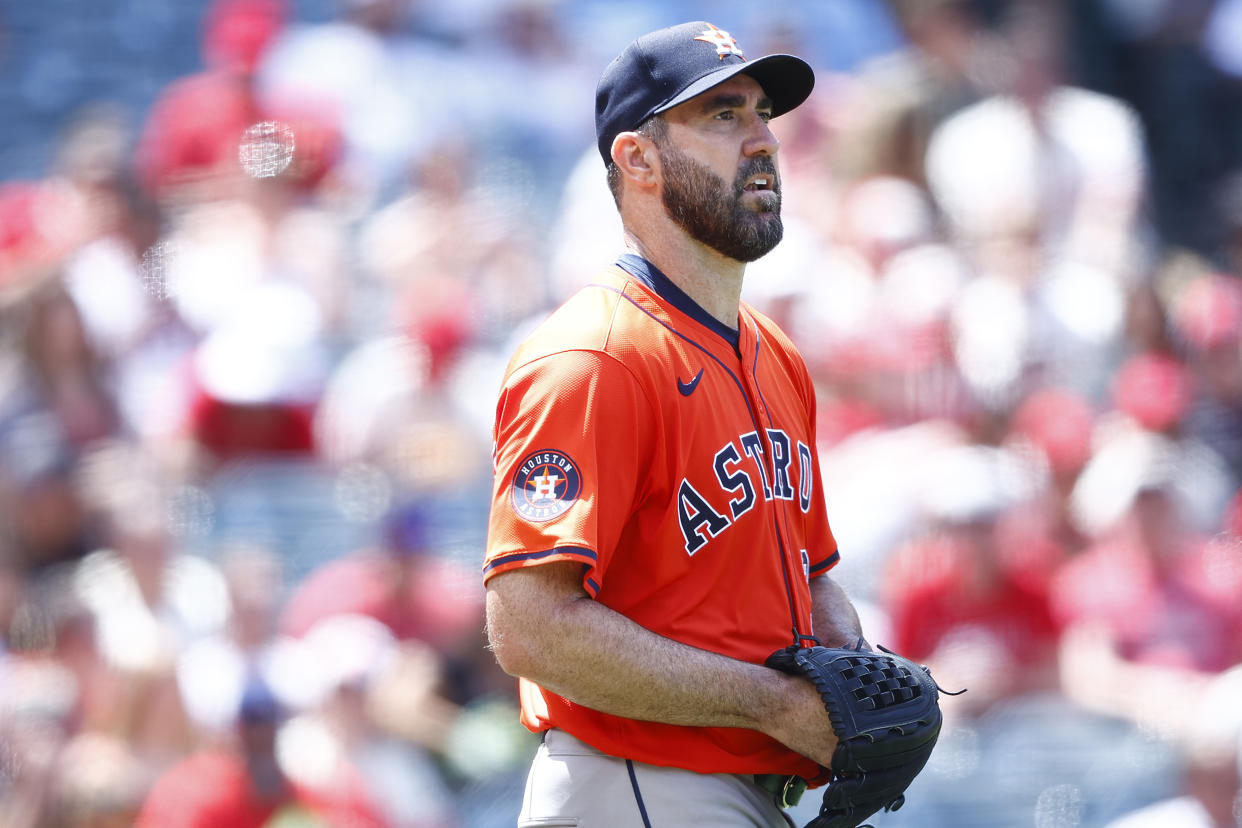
[736,323,811,643]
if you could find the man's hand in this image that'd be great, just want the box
[760,669,841,769]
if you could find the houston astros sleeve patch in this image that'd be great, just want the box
[510,449,583,521]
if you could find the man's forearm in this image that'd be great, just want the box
[486,561,843,767]
[486,562,788,730]
[810,575,866,648]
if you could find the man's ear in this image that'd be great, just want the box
[611,132,660,188]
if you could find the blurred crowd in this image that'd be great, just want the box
[1,0,1241,826]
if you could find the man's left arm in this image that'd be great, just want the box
[809,574,867,649]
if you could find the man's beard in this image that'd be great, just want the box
[658,145,783,263]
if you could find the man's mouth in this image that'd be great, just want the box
[743,175,775,192]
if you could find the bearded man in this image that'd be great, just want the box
[482,21,869,827]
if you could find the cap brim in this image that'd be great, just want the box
[652,53,815,120]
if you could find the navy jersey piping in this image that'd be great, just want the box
[585,282,753,420]
[587,277,804,639]
[483,546,597,576]
[744,313,838,573]
[616,253,741,349]
[743,315,810,644]
[809,551,839,576]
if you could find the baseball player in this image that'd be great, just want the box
[483,21,868,827]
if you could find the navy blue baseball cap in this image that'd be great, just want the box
[595,21,815,165]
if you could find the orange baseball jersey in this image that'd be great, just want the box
[483,254,839,780]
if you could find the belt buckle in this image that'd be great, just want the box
[755,772,806,810]
[778,774,804,809]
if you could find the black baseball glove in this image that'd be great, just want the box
[766,641,950,828]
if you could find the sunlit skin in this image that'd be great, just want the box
[610,74,785,328]
[659,75,781,209]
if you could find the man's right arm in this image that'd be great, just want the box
[485,559,840,768]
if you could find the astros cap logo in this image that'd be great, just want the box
[511,449,583,521]
[694,23,745,60]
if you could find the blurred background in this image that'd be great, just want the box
[1,0,1241,826]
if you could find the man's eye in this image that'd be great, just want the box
[759,111,773,122]
[716,110,735,120]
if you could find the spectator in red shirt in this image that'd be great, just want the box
[137,677,390,828]
[1053,482,1241,675]
[136,679,293,828]
[133,0,287,201]
[883,505,1062,715]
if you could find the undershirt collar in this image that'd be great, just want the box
[615,253,741,350]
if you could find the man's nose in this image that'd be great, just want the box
[744,116,780,157]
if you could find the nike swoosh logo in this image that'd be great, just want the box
[678,368,704,396]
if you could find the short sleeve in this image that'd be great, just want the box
[483,349,655,596]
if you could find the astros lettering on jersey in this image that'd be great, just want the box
[483,254,840,781]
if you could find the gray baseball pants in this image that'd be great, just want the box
[517,728,797,827]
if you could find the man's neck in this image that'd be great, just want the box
[622,228,745,329]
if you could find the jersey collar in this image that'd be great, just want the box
[615,253,742,349]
